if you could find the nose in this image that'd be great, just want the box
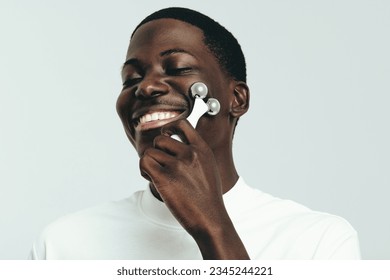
[135,73,169,99]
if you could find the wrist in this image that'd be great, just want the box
[192,218,250,260]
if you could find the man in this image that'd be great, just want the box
[30,7,360,259]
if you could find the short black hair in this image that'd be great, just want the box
[132,7,247,83]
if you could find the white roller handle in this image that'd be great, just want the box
[171,97,209,142]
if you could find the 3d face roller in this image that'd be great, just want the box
[171,82,220,142]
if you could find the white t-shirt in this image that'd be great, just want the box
[29,177,360,259]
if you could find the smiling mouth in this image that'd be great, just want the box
[134,110,185,131]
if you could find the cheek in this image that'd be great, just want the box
[197,113,231,147]
[116,92,128,121]
[204,74,232,102]
[116,92,138,149]
[116,90,139,131]
[208,90,231,117]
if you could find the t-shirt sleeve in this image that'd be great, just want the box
[27,234,47,260]
[313,217,361,259]
[328,233,361,259]
[27,243,38,260]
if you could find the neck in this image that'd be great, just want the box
[212,141,239,194]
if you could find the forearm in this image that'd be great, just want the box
[193,217,250,260]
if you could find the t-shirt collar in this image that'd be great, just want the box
[139,176,248,228]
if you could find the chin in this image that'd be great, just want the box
[132,128,162,156]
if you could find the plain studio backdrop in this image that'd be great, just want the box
[0,0,389,259]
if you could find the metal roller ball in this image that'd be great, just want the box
[190,82,208,99]
[207,98,220,115]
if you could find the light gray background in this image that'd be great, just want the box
[1,0,389,259]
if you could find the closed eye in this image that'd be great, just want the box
[122,77,142,89]
[166,67,193,76]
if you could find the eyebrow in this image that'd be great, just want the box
[122,58,139,69]
[159,48,193,57]
[122,48,195,71]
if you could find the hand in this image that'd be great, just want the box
[139,119,250,259]
[140,118,225,233]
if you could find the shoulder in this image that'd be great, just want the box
[29,191,144,259]
[227,178,360,259]
[233,178,355,229]
[48,191,142,227]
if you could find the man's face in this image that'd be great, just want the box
[117,19,235,156]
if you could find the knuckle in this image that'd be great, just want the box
[142,148,154,158]
[189,149,199,161]
[167,157,179,170]
[139,155,147,168]
[153,135,165,146]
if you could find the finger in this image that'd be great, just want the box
[142,147,175,167]
[161,119,192,144]
[153,134,188,156]
[139,153,160,182]
[140,148,186,194]
[162,119,206,146]
[139,148,173,183]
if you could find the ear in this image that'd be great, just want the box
[230,81,250,118]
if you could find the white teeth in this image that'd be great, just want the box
[138,111,179,124]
